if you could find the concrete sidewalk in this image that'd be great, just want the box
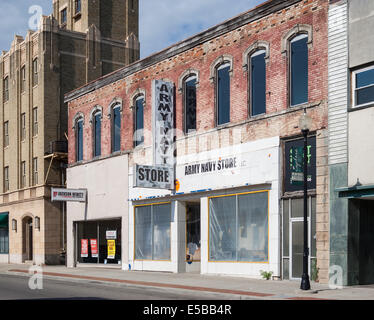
[0,264,373,300]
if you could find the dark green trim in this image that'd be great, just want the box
[337,185,374,199]
[0,212,8,229]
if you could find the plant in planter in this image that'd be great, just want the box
[260,270,273,280]
[311,259,319,282]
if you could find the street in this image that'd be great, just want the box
[0,273,233,300]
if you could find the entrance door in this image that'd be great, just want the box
[22,217,33,262]
[290,219,309,279]
[186,203,201,272]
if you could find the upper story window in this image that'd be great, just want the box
[134,95,144,147]
[290,34,309,106]
[93,111,102,157]
[250,50,267,116]
[3,121,9,148]
[216,62,231,126]
[75,117,84,162]
[21,161,26,189]
[32,107,38,137]
[3,77,9,102]
[184,75,197,134]
[21,113,26,141]
[61,8,67,25]
[32,157,38,186]
[352,65,374,108]
[32,58,38,86]
[4,167,9,192]
[21,66,26,93]
[111,103,122,153]
[75,0,81,14]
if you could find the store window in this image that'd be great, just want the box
[76,219,121,265]
[250,50,266,116]
[183,75,197,134]
[352,65,374,107]
[209,191,269,262]
[290,34,308,106]
[135,203,171,261]
[0,213,9,254]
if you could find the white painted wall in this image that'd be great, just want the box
[348,109,374,186]
[66,154,129,268]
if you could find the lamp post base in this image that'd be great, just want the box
[300,274,311,290]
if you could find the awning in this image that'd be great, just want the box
[337,184,374,199]
[0,212,9,228]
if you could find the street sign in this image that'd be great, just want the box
[133,164,174,190]
[51,188,87,202]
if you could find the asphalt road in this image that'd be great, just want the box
[0,273,229,300]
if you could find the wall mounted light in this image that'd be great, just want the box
[12,219,17,232]
[35,216,40,230]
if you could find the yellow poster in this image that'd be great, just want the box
[107,240,116,259]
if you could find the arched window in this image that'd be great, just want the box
[216,62,231,126]
[290,34,309,106]
[134,95,144,147]
[73,114,84,162]
[111,103,122,153]
[92,110,102,157]
[183,74,197,133]
[250,50,267,116]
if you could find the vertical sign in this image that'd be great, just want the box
[152,80,174,166]
[81,239,88,258]
[90,239,98,258]
[107,240,116,259]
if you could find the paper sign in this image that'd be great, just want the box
[81,239,88,258]
[90,239,98,258]
[107,240,116,259]
[106,230,117,239]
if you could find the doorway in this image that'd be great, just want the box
[186,203,201,273]
[22,217,33,262]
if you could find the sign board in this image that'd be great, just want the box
[81,239,88,258]
[134,164,174,190]
[107,240,116,259]
[51,188,87,202]
[106,230,117,240]
[152,80,174,166]
[90,239,98,258]
[284,136,316,192]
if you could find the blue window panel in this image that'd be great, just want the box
[291,36,308,106]
[135,98,144,146]
[217,65,230,125]
[76,120,83,162]
[185,78,197,133]
[94,114,101,157]
[356,69,374,88]
[251,52,266,116]
[356,86,374,106]
[113,107,121,152]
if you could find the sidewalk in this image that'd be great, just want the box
[1,263,373,300]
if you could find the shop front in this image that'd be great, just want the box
[129,136,280,278]
[0,212,9,263]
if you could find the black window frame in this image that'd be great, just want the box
[249,49,267,117]
[134,95,144,147]
[183,74,197,134]
[215,62,231,127]
[75,118,84,162]
[93,111,102,158]
[111,104,122,153]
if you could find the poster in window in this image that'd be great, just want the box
[81,239,88,258]
[284,136,316,192]
[107,240,116,259]
[90,239,98,258]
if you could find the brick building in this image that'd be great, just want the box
[65,0,329,282]
[0,0,139,265]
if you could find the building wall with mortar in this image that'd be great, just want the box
[67,0,329,282]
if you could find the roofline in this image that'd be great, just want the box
[64,0,302,103]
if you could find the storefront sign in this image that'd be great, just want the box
[284,136,316,192]
[106,230,117,240]
[107,240,116,259]
[90,239,98,258]
[184,157,238,176]
[134,164,174,190]
[81,239,88,258]
[51,188,87,202]
[152,80,174,166]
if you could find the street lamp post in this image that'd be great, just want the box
[299,110,311,291]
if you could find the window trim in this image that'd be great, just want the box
[351,64,374,108]
[208,190,270,264]
[133,94,145,148]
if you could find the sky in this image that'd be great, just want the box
[0,0,265,58]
